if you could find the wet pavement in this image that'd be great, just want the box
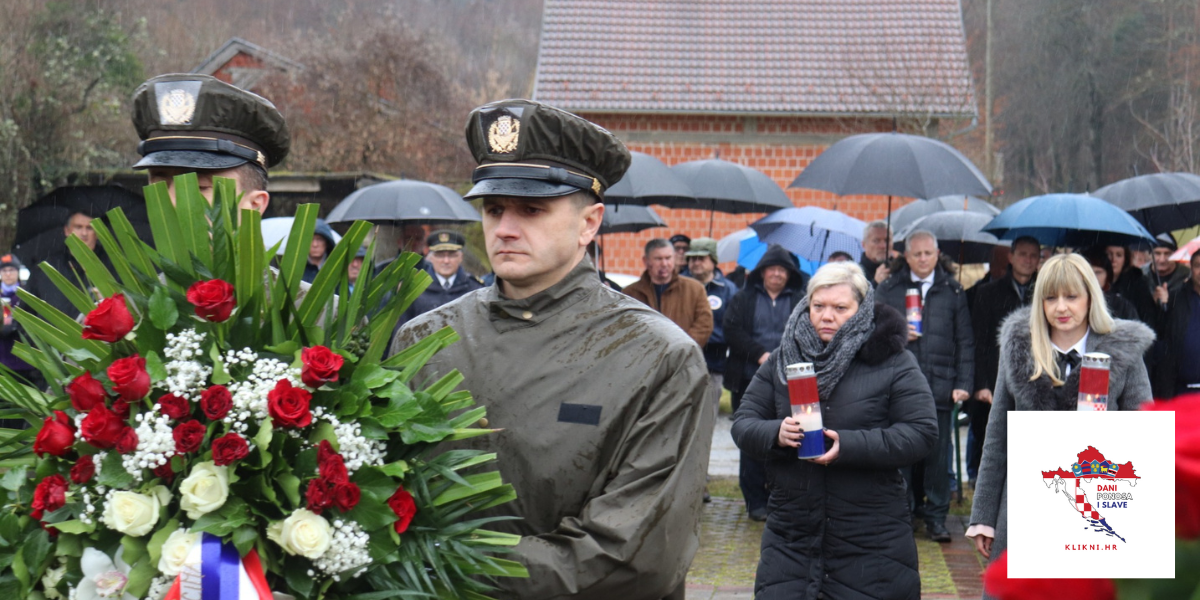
[688,416,986,600]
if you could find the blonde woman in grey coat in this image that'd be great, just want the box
[967,253,1153,595]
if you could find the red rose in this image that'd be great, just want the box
[158,394,190,420]
[31,474,68,521]
[983,551,1114,600]
[387,486,417,534]
[153,461,175,481]
[115,427,138,454]
[186,279,237,322]
[267,379,312,429]
[66,372,108,412]
[107,355,150,401]
[305,478,334,513]
[81,294,135,343]
[212,432,249,466]
[111,399,131,420]
[1145,393,1200,538]
[200,385,233,420]
[80,403,126,449]
[70,455,95,484]
[173,420,207,454]
[300,346,344,389]
[34,411,75,457]
[333,481,360,512]
[320,453,348,484]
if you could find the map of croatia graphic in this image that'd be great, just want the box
[1042,446,1140,543]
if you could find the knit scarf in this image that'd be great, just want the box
[775,285,876,401]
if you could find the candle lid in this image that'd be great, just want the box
[906,289,921,296]
[785,362,815,378]
[1081,352,1111,370]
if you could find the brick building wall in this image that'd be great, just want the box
[584,113,918,275]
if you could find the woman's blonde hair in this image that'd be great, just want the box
[806,261,870,303]
[1029,253,1114,385]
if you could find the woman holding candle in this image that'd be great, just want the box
[731,262,938,600]
[968,254,1153,588]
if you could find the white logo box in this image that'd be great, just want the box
[1006,410,1175,579]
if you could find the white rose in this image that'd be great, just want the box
[272,509,331,559]
[157,529,198,577]
[179,462,229,519]
[102,490,164,537]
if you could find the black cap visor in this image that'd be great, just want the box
[463,178,583,200]
[132,150,248,171]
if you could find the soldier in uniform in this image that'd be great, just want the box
[130,73,289,214]
[390,99,712,600]
[396,230,483,328]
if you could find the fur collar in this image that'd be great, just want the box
[857,302,909,366]
[998,307,1155,410]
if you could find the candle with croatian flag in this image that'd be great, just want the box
[1077,352,1111,411]
[905,289,922,336]
[786,362,825,459]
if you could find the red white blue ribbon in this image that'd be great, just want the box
[163,534,273,600]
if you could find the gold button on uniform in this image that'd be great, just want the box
[522,311,533,320]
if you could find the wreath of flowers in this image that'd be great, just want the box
[0,174,523,600]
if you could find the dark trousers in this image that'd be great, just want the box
[906,408,952,524]
[966,398,991,480]
[731,386,769,513]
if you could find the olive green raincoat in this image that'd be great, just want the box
[391,256,712,600]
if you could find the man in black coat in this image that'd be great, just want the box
[23,211,101,320]
[859,220,892,286]
[878,230,974,542]
[723,244,808,520]
[1153,252,1200,398]
[396,230,482,328]
[968,236,1039,486]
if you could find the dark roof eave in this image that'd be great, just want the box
[552,106,979,120]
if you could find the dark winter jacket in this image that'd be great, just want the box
[301,219,339,284]
[396,266,483,328]
[1105,291,1139,322]
[731,303,937,600]
[722,245,809,392]
[970,307,1154,565]
[1111,266,1157,327]
[0,284,33,371]
[972,272,1034,394]
[699,270,738,373]
[878,265,975,409]
[1153,282,1199,398]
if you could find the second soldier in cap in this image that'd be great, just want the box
[390,99,711,599]
[395,230,482,328]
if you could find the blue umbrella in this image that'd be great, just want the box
[981,193,1156,247]
[750,207,865,262]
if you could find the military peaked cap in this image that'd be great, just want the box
[427,230,466,252]
[131,73,290,171]
[463,99,630,201]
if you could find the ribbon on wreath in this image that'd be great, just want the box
[163,533,273,600]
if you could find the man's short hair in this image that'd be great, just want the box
[235,163,269,192]
[906,230,939,250]
[863,220,891,240]
[1012,235,1041,253]
[828,251,853,262]
[645,238,672,256]
[63,211,92,228]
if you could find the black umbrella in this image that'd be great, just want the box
[894,211,1007,264]
[1091,172,1200,236]
[890,195,1000,233]
[788,132,992,234]
[14,185,149,266]
[668,159,794,235]
[325,180,480,225]
[600,204,667,235]
[605,151,695,206]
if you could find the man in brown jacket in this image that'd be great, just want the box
[624,238,714,347]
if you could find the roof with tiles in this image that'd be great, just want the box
[533,0,977,117]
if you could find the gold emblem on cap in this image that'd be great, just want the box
[488,115,520,154]
[439,233,450,243]
[159,88,197,125]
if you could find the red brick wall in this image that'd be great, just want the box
[584,113,917,275]
[210,53,264,84]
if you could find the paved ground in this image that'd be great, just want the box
[688,414,986,600]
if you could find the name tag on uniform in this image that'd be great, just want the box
[558,403,602,425]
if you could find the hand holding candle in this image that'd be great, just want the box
[786,363,826,459]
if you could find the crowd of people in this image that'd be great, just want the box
[3,71,1198,600]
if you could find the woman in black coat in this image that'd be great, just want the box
[731,261,938,600]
